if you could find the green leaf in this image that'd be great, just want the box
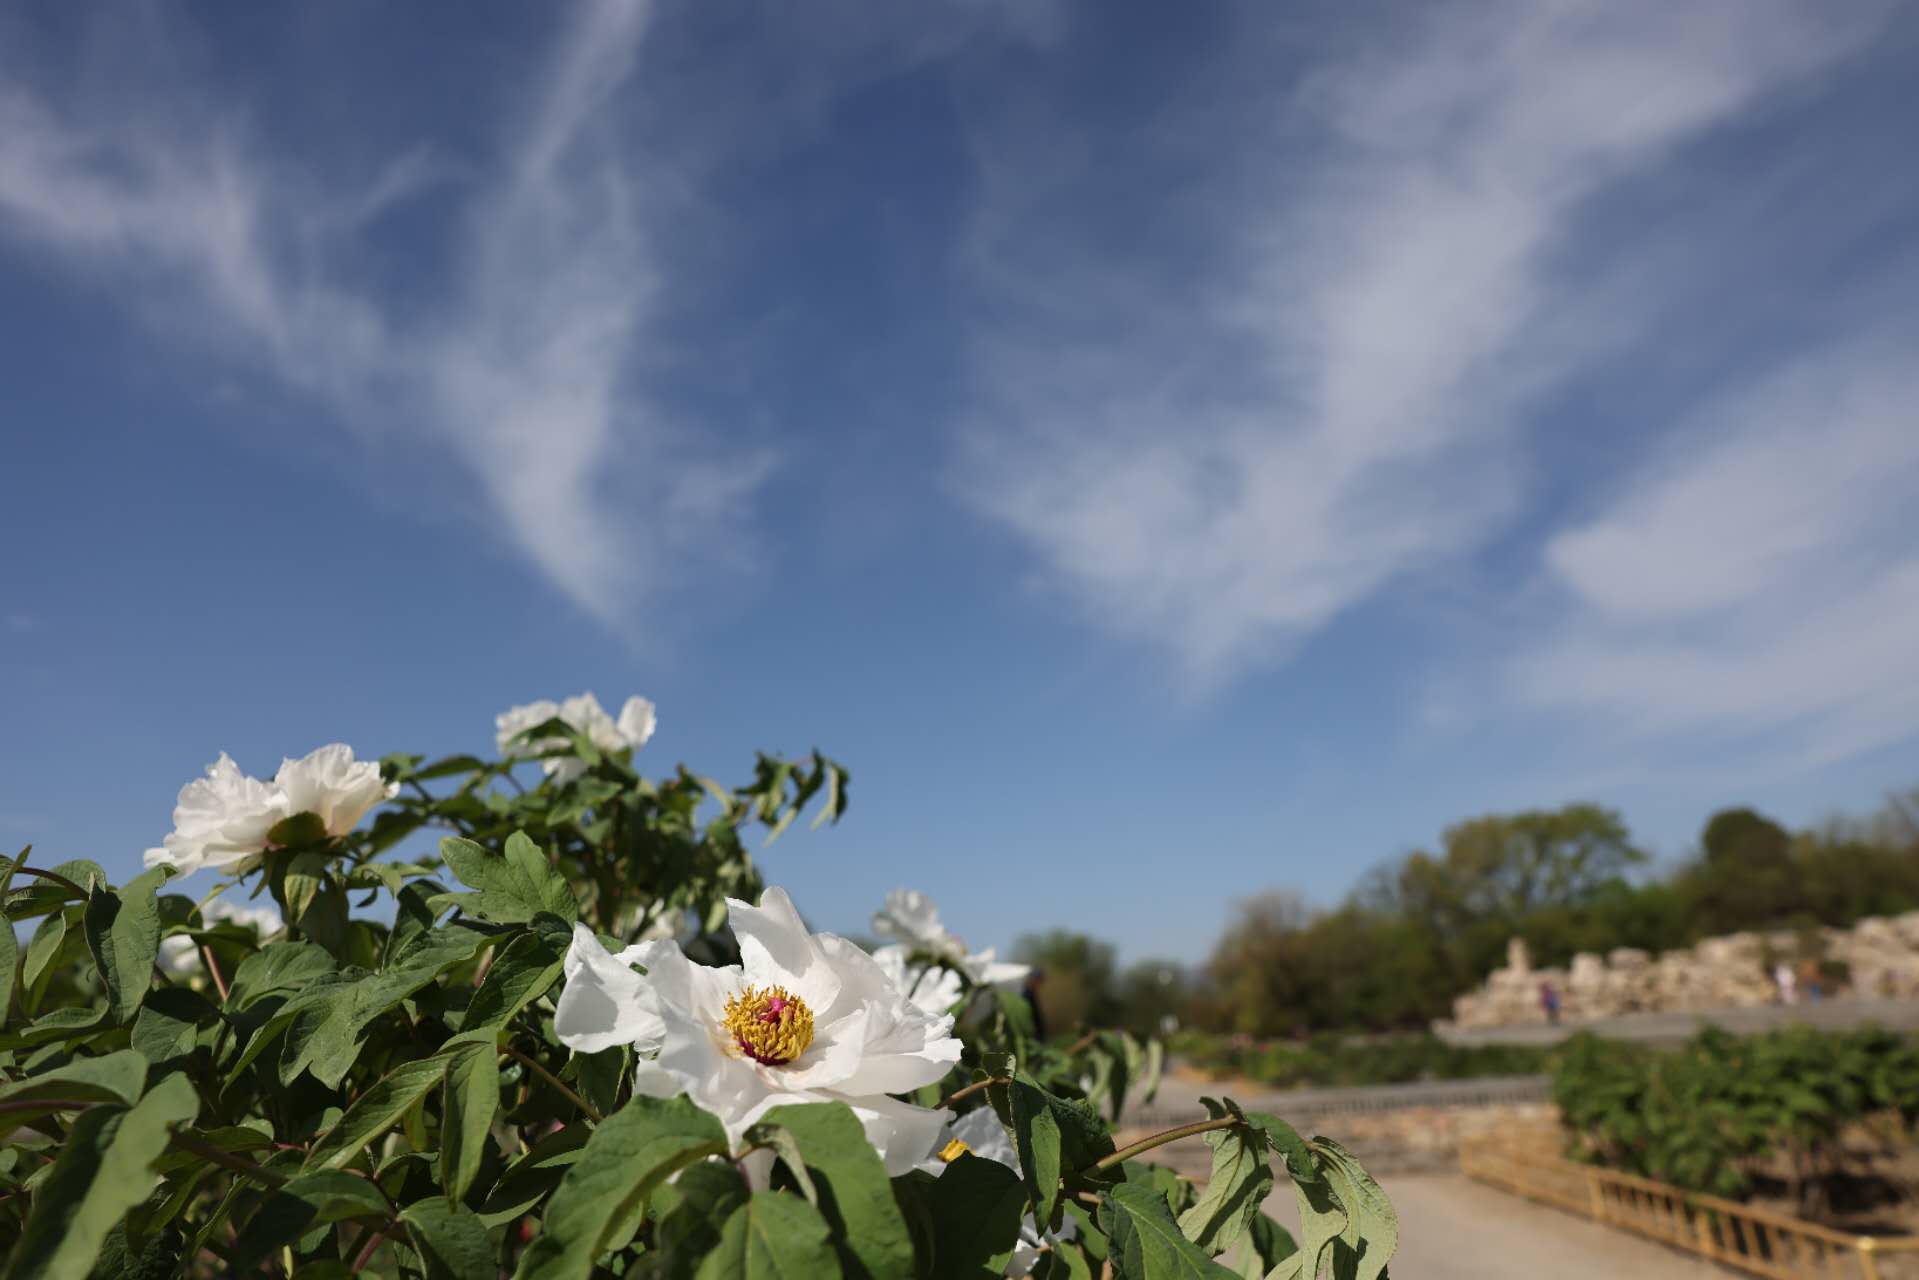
[305,1050,466,1170]
[0,1048,149,1124]
[226,940,338,1009]
[476,1121,592,1227]
[1241,1109,1315,1182]
[756,1101,915,1279]
[1266,1165,1346,1280]
[999,1075,1114,1226]
[1224,1214,1296,1279]
[1,1073,199,1280]
[21,910,71,1011]
[82,866,168,1024]
[650,1160,750,1265]
[402,1198,496,1280]
[693,1192,840,1280]
[442,1043,500,1203]
[437,833,577,925]
[1176,1105,1273,1256]
[228,1169,394,1272]
[0,846,28,1021]
[1312,1138,1395,1280]
[1099,1183,1239,1280]
[922,1152,1028,1278]
[131,986,215,1066]
[511,1094,729,1279]
[266,810,329,848]
[463,931,564,1029]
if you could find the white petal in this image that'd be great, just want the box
[828,999,963,1096]
[616,696,657,749]
[842,1095,952,1177]
[728,887,841,1014]
[554,924,666,1055]
[967,949,1032,987]
[275,743,396,838]
[778,1005,871,1090]
[950,1107,1018,1170]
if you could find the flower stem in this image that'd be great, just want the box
[940,1076,1013,1109]
[1091,1116,1238,1172]
[503,1045,602,1123]
[201,944,231,1003]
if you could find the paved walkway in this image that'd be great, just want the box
[1279,1173,1727,1279]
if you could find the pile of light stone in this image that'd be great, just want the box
[1449,913,1919,1029]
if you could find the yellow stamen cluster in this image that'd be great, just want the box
[722,985,815,1066]
[938,1138,972,1163]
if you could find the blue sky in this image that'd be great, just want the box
[5,0,1919,964]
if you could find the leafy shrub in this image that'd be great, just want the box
[1553,1026,1919,1210]
[0,699,1398,1277]
[1172,1030,1550,1089]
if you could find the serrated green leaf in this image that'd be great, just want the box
[511,1094,729,1279]
[1099,1182,1238,1280]
[1176,1105,1272,1256]
[438,833,576,925]
[1312,1138,1395,1280]
[693,1192,839,1280]
[83,866,168,1024]
[2,1073,198,1280]
[756,1101,914,1279]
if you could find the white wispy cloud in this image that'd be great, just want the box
[956,0,1890,691]
[0,0,762,622]
[1519,338,1919,765]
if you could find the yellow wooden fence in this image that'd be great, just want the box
[1459,1132,1919,1280]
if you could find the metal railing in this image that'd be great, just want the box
[1460,1132,1919,1279]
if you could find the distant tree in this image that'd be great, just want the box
[1011,929,1119,1036]
[1701,807,1792,869]
[1114,960,1191,1038]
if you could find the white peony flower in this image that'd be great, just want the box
[920,1107,1074,1276]
[555,886,963,1175]
[872,944,965,1017]
[144,753,290,877]
[495,693,657,782]
[275,744,397,838]
[157,895,285,975]
[873,888,1031,988]
[144,744,394,878]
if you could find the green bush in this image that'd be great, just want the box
[1552,1026,1919,1210]
[1173,1030,1550,1089]
[0,701,1398,1278]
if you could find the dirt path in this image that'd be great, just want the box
[1283,1173,1726,1279]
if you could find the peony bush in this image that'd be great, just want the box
[0,697,1397,1278]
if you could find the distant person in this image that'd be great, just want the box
[1775,962,1797,1005]
[1538,980,1561,1026]
[1801,958,1824,1002]
[1022,968,1049,1041]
